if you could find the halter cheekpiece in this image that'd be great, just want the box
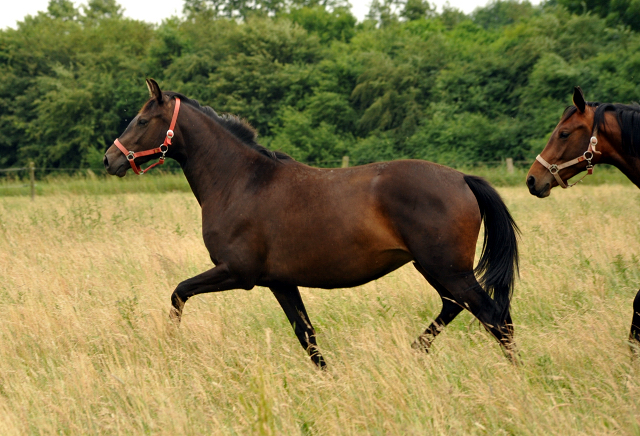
[113,98,181,175]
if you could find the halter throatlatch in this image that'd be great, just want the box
[535,131,601,189]
[113,98,181,175]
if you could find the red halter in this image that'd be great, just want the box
[113,98,181,175]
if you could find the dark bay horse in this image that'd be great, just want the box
[526,86,640,347]
[104,79,520,367]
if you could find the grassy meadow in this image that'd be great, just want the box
[1,170,640,434]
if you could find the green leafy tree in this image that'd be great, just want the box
[400,0,434,21]
[0,0,151,168]
[555,0,640,30]
[286,6,356,42]
[473,0,535,29]
[4,0,640,171]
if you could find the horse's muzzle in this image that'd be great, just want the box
[103,151,128,177]
[526,175,550,198]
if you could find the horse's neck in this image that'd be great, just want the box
[178,111,271,205]
[601,127,640,189]
[612,155,640,189]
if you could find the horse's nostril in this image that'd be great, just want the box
[103,154,109,168]
[526,175,535,188]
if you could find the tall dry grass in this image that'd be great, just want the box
[1,182,640,434]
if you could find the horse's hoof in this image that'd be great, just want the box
[169,308,182,326]
[411,339,430,353]
[502,345,521,366]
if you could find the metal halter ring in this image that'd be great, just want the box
[583,150,593,161]
[549,164,559,175]
[160,144,168,153]
[127,151,135,160]
[166,129,174,139]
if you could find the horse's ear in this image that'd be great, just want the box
[145,78,163,104]
[573,86,586,113]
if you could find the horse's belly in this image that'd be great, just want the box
[265,246,413,289]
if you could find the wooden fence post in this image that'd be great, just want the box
[506,158,514,174]
[29,161,35,200]
[341,156,350,168]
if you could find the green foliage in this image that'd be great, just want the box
[472,0,535,29]
[286,6,356,43]
[268,105,354,164]
[3,0,640,170]
[0,1,152,168]
[556,0,640,31]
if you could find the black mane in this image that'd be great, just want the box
[164,92,291,161]
[593,102,640,158]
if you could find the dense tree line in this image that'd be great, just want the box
[2,0,640,169]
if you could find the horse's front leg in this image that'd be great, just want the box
[629,289,640,353]
[170,263,252,324]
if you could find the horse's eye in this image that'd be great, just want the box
[559,131,570,139]
[138,119,149,126]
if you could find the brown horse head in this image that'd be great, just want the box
[104,79,183,177]
[526,86,606,197]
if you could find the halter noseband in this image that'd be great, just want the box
[113,98,181,175]
[535,128,601,189]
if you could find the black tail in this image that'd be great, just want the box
[463,175,520,322]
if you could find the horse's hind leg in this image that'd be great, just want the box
[441,272,516,360]
[416,265,517,361]
[411,264,463,352]
[270,285,326,369]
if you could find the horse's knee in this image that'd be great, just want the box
[169,287,187,324]
[172,281,189,302]
[171,281,191,313]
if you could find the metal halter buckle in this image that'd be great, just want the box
[549,164,559,175]
[166,129,174,139]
